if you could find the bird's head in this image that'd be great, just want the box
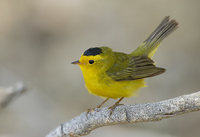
[72,47,115,73]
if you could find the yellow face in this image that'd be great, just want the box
[72,47,115,73]
[79,54,102,67]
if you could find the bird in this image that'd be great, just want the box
[72,16,178,112]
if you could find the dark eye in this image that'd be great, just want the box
[89,60,94,64]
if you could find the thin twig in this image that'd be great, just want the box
[46,91,200,137]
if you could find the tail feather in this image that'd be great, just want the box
[132,16,178,57]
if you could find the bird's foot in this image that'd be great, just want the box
[86,98,110,117]
[86,107,99,119]
[108,103,124,116]
[108,97,125,116]
[86,108,95,115]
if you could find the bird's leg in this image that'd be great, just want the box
[109,97,124,115]
[97,98,109,108]
[87,98,109,115]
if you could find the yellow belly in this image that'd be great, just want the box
[83,72,146,99]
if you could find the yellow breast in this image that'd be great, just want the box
[80,66,146,99]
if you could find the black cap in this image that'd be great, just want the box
[83,47,102,56]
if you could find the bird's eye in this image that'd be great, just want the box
[89,60,94,64]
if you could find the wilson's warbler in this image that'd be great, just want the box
[72,16,178,110]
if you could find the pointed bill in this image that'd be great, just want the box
[71,60,80,64]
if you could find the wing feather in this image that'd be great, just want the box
[106,55,165,81]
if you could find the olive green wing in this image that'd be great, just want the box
[106,55,165,81]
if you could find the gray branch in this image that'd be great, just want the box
[46,91,200,137]
[0,82,26,108]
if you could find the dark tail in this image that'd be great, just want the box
[132,16,179,57]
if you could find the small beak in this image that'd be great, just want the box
[71,60,80,65]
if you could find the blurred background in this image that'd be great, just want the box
[0,0,200,137]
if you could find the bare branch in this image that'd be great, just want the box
[0,82,26,108]
[46,91,200,137]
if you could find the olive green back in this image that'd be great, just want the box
[106,53,165,81]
